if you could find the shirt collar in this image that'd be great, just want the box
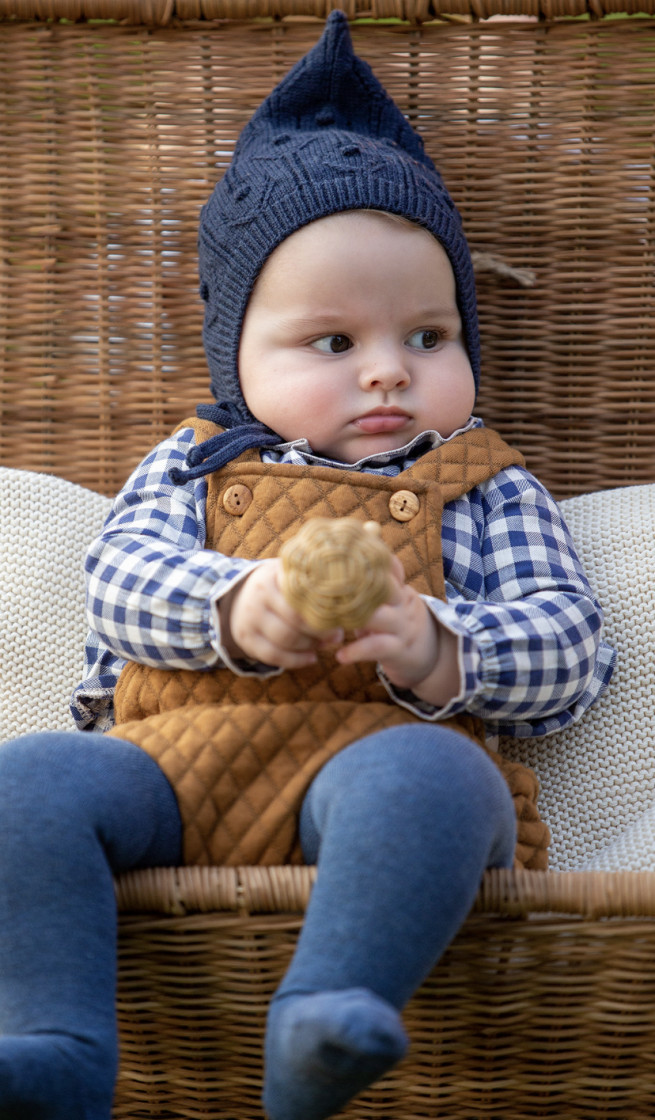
[265,416,481,473]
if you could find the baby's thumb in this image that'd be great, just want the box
[389,554,406,586]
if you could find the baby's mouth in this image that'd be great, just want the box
[354,409,410,434]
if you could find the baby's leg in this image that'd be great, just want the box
[263,725,516,1120]
[0,731,182,1120]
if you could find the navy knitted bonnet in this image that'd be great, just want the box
[172,11,479,484]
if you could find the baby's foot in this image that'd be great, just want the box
[263,987,408,1120]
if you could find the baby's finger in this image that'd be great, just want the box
[353,600,404,637]
[255,638,319,670]
[316,628,345,648]
[336,630,400,666]
[257,608,319,653]
[380,566,407,611]
[389,553,406,585]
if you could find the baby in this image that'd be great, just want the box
[0,12,614,1120]
[226,208,470,701]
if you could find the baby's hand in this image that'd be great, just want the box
[335,556,460,707]
[225,561,343,670]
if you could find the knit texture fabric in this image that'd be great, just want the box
[0,467,111,742]
[198,10,479,420]
[501,482,655,871]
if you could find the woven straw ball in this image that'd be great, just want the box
[279,517,392,631]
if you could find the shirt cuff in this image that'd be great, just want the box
[376,599,478,721]
[71,686,116,732]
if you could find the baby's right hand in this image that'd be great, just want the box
[225,560,343,670]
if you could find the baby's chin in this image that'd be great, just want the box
[324,435,415,465]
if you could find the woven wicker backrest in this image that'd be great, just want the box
[4,13,655,1119]
[2,9,655,500]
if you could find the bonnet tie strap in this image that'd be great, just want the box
[168,402,282,485]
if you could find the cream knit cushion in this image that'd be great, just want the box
[0,467,111,741]
[501,482,655,871]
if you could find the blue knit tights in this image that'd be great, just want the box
[0,731,182,1120]
[0,725,515,1120]
[263,725,517,1120]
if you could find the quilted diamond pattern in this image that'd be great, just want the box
[109,422,548,870]
[110,700,420,864]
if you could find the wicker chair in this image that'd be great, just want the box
[3,3,655,1116]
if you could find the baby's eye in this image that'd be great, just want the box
[407,329,441,351]
[311,334,352,354]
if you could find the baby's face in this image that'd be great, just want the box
[238,211,476,464]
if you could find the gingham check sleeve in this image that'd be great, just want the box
[73,426,614,737]
[381,468,615,737]
[76,427,262,730]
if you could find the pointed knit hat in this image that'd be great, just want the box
[198,11,480,423]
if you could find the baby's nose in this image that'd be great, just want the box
[359,347,410,391]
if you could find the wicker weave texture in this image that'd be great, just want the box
[280,518,393,630]
[113,866,655,1119]
[4,1,655,18]
[4,14,655,1119]
[2,17,655,500]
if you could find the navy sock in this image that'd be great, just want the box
[0,1035,96,1120]
[264,989,408,1120]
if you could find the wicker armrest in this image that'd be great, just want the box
[113,863,655,1118]
[114,863,655,918]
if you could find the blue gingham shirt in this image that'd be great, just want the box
[73,417,615,739]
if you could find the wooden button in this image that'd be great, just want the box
[222,484,253,516]
[388,490,420,522]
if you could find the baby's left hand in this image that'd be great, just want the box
[335,556,457,705]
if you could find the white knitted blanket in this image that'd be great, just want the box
[0,467,111,740]
[502,483,655,871]
[2,466,655,870]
